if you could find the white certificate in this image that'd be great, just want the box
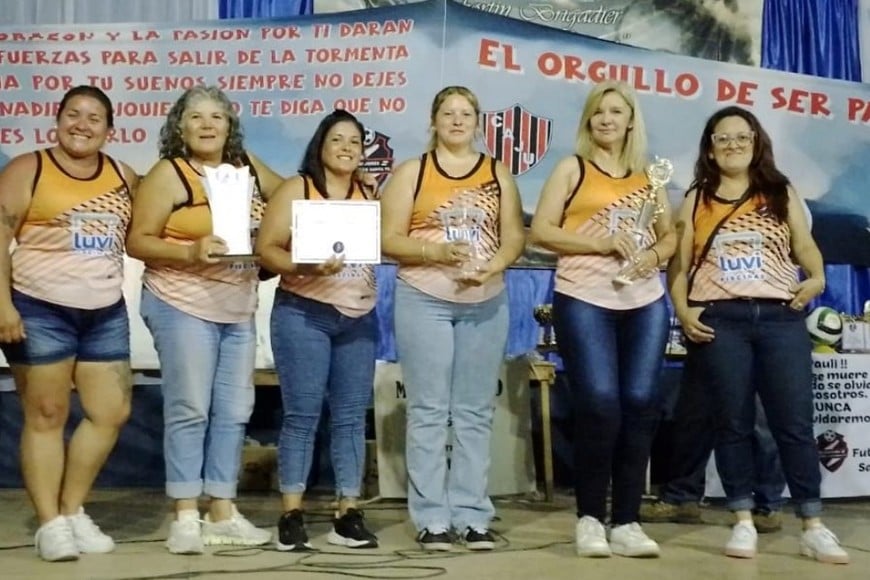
[291,200,381,264]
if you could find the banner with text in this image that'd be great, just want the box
[706,354,870,499]
[1,0,869,366]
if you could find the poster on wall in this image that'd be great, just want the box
[1,0,869,367]
[372,358,537,498]
[314,0,763,65]
[705,354,870,498]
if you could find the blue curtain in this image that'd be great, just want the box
[761,0,863,81]
[220,0,313,19]
[762,0,868,311]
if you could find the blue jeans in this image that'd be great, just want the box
[689,299,822,517]
[660,350,785,512]
[140,288,256,499]
[271,290,376,497]
[553,292,668,525]
[395,280,508,532]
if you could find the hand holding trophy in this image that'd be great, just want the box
[612,156,673,286]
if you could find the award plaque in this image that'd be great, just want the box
[291,200,381,264]
[202,164,254,258]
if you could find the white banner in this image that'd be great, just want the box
[706,354,870,499]
[372,358,537,498]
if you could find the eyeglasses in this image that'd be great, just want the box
[710,131,754,148]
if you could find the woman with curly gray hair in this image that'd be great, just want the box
[126,85,283,555]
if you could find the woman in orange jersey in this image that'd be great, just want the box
[380,86,525,551]
[529,80,675,558]
[0,85,138,562]
[256,109,379,552]
[126,86,283,555]
[668,106,847,564]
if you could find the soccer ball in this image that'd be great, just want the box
[805,306,843,346]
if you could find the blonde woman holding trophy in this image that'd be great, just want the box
[127,85,283,555]
[530,80,675,558]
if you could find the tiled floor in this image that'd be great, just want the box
[0,489,867,579]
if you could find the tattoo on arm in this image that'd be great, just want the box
[0,205,19,232]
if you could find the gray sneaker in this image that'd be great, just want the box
[202,505,271,546]
[35,516,79,562]
[166,518,204,555]
[67,507,115,553]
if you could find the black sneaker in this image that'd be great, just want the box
[417,528,452,551]
[461,527,495,551]
[327,508,378,549]
[276,509,313,551]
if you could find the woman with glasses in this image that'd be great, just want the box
[668,105,848,564]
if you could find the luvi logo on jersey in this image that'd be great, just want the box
[71,212,120,254]
[713,231,765,282]
[482,104,552,176]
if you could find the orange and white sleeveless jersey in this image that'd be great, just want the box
[279,176,376,318]
[398,152,504,304]
[555,157,664,309]
[12,149,132,309]
[142,157,265,323]
[689,195,797,302]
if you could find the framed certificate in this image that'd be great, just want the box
[291,200,381,264]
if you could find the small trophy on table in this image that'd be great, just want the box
[533,303,556,350]
[612,156,673,286]
[202,164,254,259]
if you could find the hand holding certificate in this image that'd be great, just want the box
[291,200,381,264]
[202,164,254,258]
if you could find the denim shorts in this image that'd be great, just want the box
[1,288,130,365]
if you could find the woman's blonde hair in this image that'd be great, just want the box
[427,85,481,151]
[575,80,648,174]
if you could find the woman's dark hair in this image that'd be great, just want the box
[690,105,790,221]
[299,109,365,196]
[57,85,114,129]
[158,86,245,163]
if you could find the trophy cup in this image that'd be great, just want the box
[449,191,485,279]
[533,304,556,350]
[202,164,254,258]
[612,156,674,285]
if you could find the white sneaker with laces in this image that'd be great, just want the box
[800,525,849,564]
[35,515,79,562]
[67,507,115,553]
[609,522,660,558]
[166,511,204,555]
[725,520,757,559]
[202,505,271,546]
[574,516,611,558]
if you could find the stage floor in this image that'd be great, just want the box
[0,489,867,579]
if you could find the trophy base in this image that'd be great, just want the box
[612,274,636,286]
[209,253,259,263]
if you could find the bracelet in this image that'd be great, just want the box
[649,247,661,265]
[421,243,428,263]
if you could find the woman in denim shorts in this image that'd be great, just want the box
[0,86,139,562]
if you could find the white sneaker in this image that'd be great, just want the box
[35,516,79,562]
[800,525,849,564]
[202,505,271,546]
[609,522,660,558]
[166,511,204,555]
[67,507,115,553]
[574,516,611,557]
[725,520,757,559]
